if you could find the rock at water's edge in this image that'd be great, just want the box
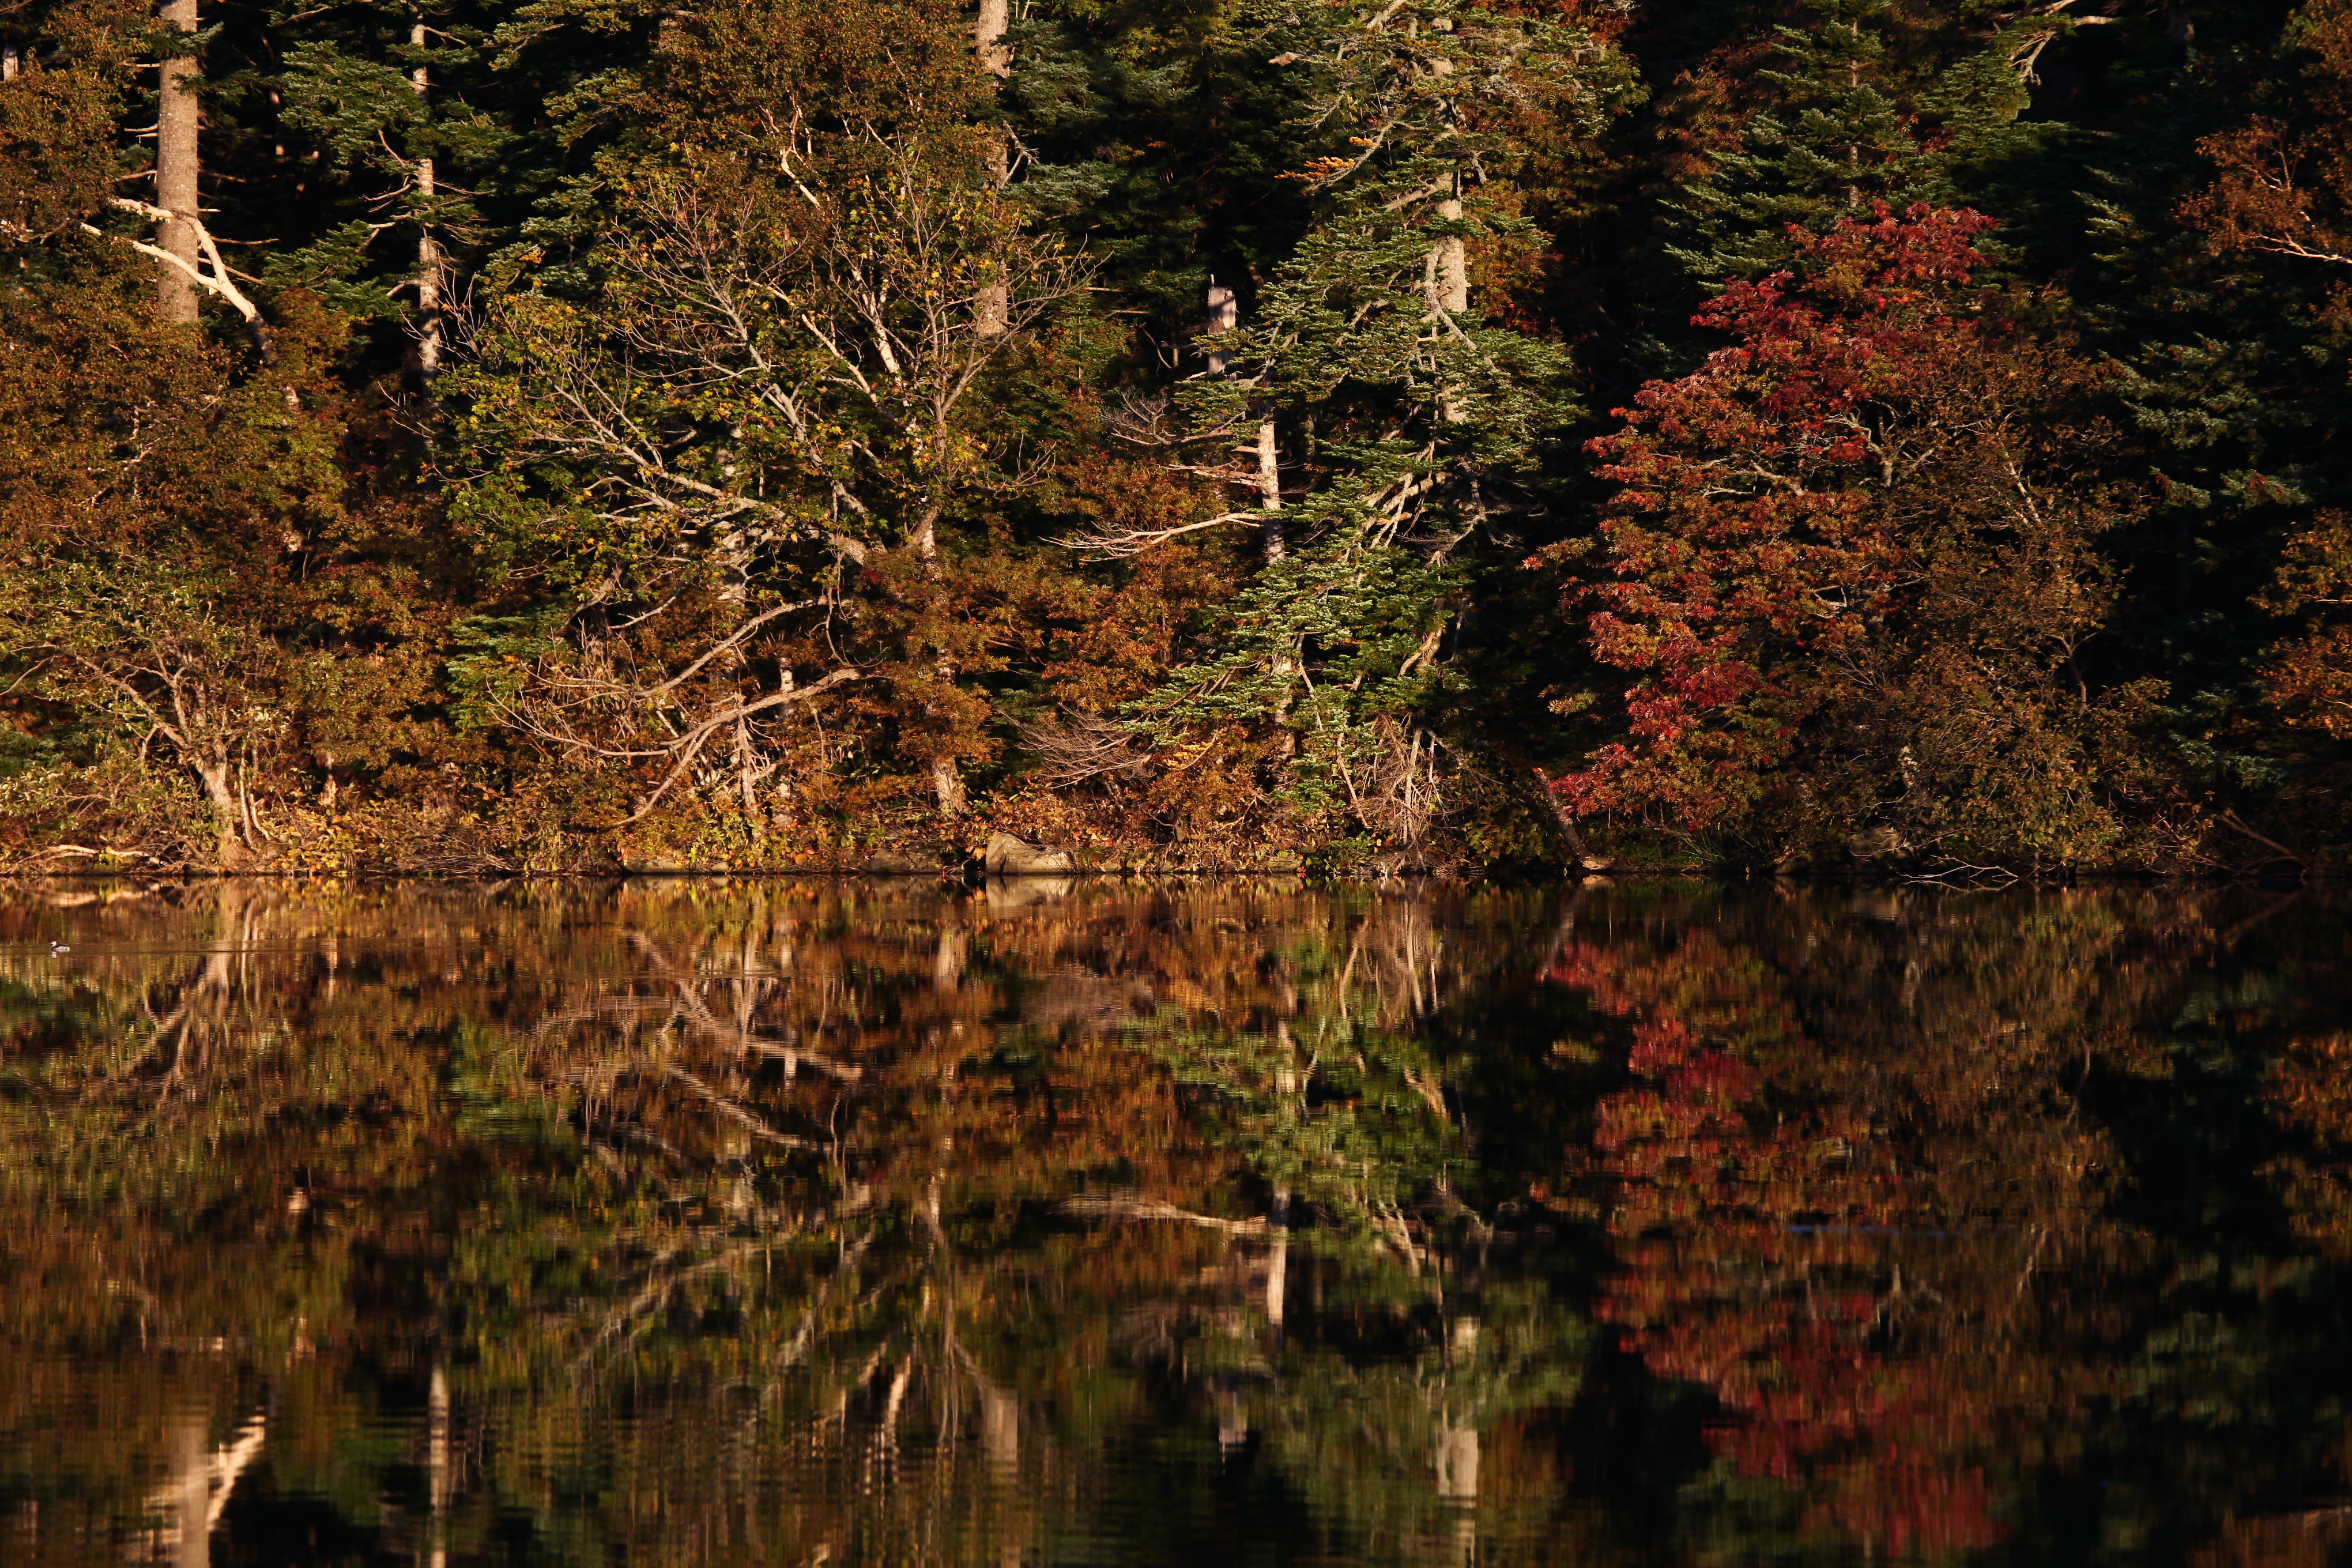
[983,832,1075,875]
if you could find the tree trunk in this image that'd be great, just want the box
[1434,194,1468,315]
[409,21,443,376]
[930,756,968,816]
[1257,416,1298,757]
[974,0,1010,76]
[973,0,1012,335]
[1205,276,1237,373]
[155,0,201,323]
[192,752,246,867]
[911,503,969,816]
[1256,416,1284,563]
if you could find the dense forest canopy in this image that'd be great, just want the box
[3,0,2350,875]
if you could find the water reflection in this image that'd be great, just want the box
[0,879,2347,1565]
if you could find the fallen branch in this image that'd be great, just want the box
[1062,1190,1267,1234]
[2218,809,2308,867]
[1531,767,1612,872]
[1,843,161,872]
[603,665,864,827]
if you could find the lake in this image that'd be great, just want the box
[2,878,2347,1566]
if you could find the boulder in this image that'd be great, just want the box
[983,832,1075,875]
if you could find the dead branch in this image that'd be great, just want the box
[1061,1190,1268,1234]
[1017,711,1155,784]
[1051,507,1271,559]
[604,665,864,827]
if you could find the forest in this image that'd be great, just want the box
[3,0,2349,876]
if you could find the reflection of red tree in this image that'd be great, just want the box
[1555,934,2015,1557]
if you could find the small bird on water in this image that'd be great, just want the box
[49,941,68,955]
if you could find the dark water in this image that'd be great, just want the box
[2,879,2350,1567]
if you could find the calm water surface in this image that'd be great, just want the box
[2,879,2349,1566]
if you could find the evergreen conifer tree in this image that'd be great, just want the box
[1076,0,1622,857]
[1669,0,2041,282]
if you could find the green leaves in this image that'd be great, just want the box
[1668,0,2046,284]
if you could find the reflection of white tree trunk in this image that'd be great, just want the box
[427,1362,451,1568]
[1435,1418,1479,1565]
[168,1418,210,1568]
[149,1409,266,1567]
[1265,1022,1298,1331]
[1436,1316,1480,1566]
[1264,1185,1290,1329]
[933,922,965,993]
[975,1374,1024,1568]
[1434,1421,1478,1499]
[979,1381,1019,1469]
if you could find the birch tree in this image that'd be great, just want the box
[446,131,1089,828]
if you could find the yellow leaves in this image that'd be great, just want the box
[1282,156,1359,183]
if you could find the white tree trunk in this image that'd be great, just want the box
[911,502,969,817]
[192,752,246,866]
[975,0,1011,76]
[1434,194,1468,315]
[930,755,968,816]
[973,0,1013,334]
[1257,417,1298,754]
[410,22,443,376]
[1205,276,1237,373]
[1256,416,1284,563]
[156,0,201,323]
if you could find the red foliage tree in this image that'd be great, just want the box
[1542,205,2153,863]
